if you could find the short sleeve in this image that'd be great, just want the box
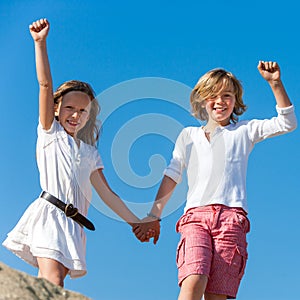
[37,119,68,151]
[93,148,104,171]
[37,118,62,135]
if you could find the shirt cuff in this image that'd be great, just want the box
[276,104,295,115]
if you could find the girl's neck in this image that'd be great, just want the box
[68,132,80,147]
[74,137,80,147]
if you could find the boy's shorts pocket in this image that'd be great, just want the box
[176,237,185,269]
[228,245,248,279]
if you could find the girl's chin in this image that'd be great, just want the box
[63,126,76,136]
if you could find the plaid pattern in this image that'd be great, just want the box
[176,205,250,299]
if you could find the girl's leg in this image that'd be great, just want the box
[204,292,227,300]
[37,257,69,287]
[178,274,208,300]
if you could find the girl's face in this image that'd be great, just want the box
[204,88,236,126]
[55,91,91,137]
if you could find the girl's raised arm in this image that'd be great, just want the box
[29,18,54,130]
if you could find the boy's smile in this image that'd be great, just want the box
[205,90,236,126]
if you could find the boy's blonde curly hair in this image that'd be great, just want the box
[190,69,247,123]
[53,80,100,146]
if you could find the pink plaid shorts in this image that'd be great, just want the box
[176,205,250,299]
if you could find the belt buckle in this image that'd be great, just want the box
[64,203,79,218]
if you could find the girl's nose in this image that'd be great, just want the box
[72,110,81,118]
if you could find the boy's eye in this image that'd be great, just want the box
[207,96,217,101]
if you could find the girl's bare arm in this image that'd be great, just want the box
[29,18,54,129]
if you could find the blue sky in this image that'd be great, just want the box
[1,1,300,299]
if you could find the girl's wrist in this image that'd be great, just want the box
[128,216,140,226]
[34,40,47,47]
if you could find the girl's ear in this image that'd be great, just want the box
[54,103,60,118]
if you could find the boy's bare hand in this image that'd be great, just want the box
[133,217,160,244]
[257,60,281,83]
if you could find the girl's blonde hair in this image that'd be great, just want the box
[53,80,100,146]
[190,68,247,123]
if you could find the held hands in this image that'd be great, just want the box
[29,18,50,42]
[132,216,161,245]
[257,60,281,83]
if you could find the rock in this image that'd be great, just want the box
[0,261,91,300]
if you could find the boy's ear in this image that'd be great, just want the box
[200,101,206,108]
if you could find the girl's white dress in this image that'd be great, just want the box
[2,119,103,278]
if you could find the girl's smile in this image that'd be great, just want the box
[55,91,91,137]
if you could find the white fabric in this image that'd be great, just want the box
[3,119,103,278]
[164,105,297,213]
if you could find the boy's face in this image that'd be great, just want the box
[204,88,236,126]
[55,91,91,137]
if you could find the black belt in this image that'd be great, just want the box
[40,191,95,231]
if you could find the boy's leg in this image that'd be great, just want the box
[178,274,208,300]
[176,208,214,300]
[204,292,227,300]
[37,257,69,287]
[205,206,250,298]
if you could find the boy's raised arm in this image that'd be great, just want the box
[257,60,292,108]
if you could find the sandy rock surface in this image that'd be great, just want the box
[0,261,91,300]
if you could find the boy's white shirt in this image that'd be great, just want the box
[164,105,297,213]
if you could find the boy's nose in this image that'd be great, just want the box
[215,96,224,103]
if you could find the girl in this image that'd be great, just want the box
[134,62,297,299]
[2,18,141,287]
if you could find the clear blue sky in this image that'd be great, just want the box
[1,1,300,299]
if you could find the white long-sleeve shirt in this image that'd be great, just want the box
[164,105,297,213]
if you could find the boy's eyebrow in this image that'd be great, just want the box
[210,89,234,95]
[219,88,234,93]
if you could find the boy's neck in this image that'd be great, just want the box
[203,120,230,135]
